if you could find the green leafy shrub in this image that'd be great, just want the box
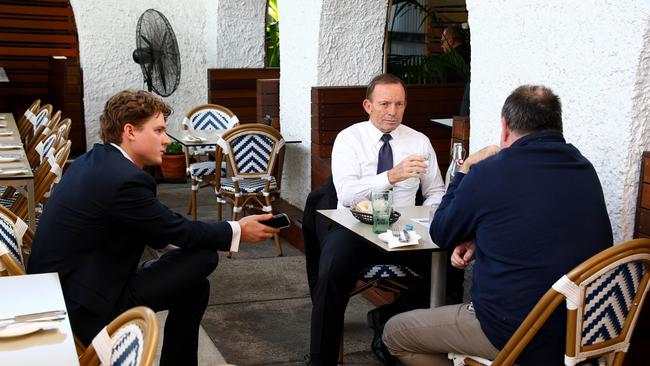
[165,142,183,155]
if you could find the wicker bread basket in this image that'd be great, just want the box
[350,210,401,225]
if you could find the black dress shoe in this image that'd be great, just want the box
[371,330,396,366]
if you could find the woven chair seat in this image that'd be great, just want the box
[188,161,227,179]
[219,176,277,193]
[360,264,421,280]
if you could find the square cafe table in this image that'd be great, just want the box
[0,273,79,365]
[317,206,447,307]
[166,127,302,148]
[0,113,36,231]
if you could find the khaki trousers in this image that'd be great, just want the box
[382,303,500,366]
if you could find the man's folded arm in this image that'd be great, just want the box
[112,179,234,251]
[430,172,478,249]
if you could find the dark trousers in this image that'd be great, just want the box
[308,226,429,365]
[69,248,219,366]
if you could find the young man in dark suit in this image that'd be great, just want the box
[28,89,279,366]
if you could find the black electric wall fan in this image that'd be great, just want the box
[132,9,181,97]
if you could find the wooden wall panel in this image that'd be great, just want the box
[0,0,85,154]
[208,68,279,124]
[311,83,464,189]
[256,78,280,129]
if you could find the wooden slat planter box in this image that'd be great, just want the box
[208,68,279,124]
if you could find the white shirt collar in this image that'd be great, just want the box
[366,121,402,144]
[110,143,134,163]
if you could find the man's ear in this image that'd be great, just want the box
[500,117,510,148]
[362,99,372,115]
[123,123,136,142]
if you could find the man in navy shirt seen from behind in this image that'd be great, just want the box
[382,84,613,366]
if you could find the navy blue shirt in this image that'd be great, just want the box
[431,131,612,365]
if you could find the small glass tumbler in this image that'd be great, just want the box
[372,190,393,234]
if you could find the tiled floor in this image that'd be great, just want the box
[155,182,382,366]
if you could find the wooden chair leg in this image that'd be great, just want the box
[190,178,198,220]
[216,199,222,221]
[273,233,283,257]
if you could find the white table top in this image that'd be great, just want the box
[167,127,301,147]
[0,113,33,179]
[317,206,441,252]
[0,273,79,366]
[430,118,453,127]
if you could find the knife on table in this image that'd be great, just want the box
[0,310,66,323]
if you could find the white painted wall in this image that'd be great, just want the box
[467,0,650,242]
[212,0,266,68]
[317,0,387,86]
[278,0,389,208]
[70,0,266,146]
[277,0,322,207]
[71,0,210,142]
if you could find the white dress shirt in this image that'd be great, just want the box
[110,143,241,252]
[331,121,445,208]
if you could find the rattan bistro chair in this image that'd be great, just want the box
[450,238,650,366]
[3,140,71,223]
[183,104,239,219]
[214,123,285,257]
[16,99,40,143]
[79,306,159,366]
[0,205,32,277]
[21,104,53,145]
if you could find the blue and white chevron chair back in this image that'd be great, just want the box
[30,105,52,132]
[581,262,646,346]
[219,125,285,179]
[551,239,650,366]
[20,99,40,124]
[109,322,144,366]
[85,306,158,366]
[183,104,239,155]
[35,129,60,164]
[54,117,72,140]
[0,209,29,275]
[361,264,420,280]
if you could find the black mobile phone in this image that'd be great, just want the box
[261,213,291,229]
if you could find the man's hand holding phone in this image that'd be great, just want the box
[259,213,291,229]
[238,214,281,242]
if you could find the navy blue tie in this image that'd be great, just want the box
[377,133,393,174]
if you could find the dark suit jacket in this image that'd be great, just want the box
[28,143,233,316]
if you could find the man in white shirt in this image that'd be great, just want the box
[307,74,445,365]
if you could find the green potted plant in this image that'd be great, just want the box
[160,142,186,180]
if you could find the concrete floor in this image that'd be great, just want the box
[155,182,383,366]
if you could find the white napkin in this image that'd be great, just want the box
[387,230,420,249]
[0,156,20,163]
[183,135,206,142]
[0,168,29,175]
[0,131,13,136]
[0,144,22,149]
